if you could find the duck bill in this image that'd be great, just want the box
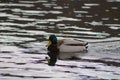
[47,40,52,46]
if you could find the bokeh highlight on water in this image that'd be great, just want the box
[0,0,120,80]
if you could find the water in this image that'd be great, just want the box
[0,0,120,80]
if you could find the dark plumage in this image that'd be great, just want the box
[47,35,59,66]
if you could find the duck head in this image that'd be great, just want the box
[47,35,57,46]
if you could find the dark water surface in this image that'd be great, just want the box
[0,0,120,80]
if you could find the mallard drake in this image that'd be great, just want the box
[47,35,88,53]
[47,35,88,60]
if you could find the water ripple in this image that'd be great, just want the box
[0,0,120,80]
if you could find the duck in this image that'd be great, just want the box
[47,35,88,53]
[47,35,88,59]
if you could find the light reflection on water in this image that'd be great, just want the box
[0,0,120,80]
